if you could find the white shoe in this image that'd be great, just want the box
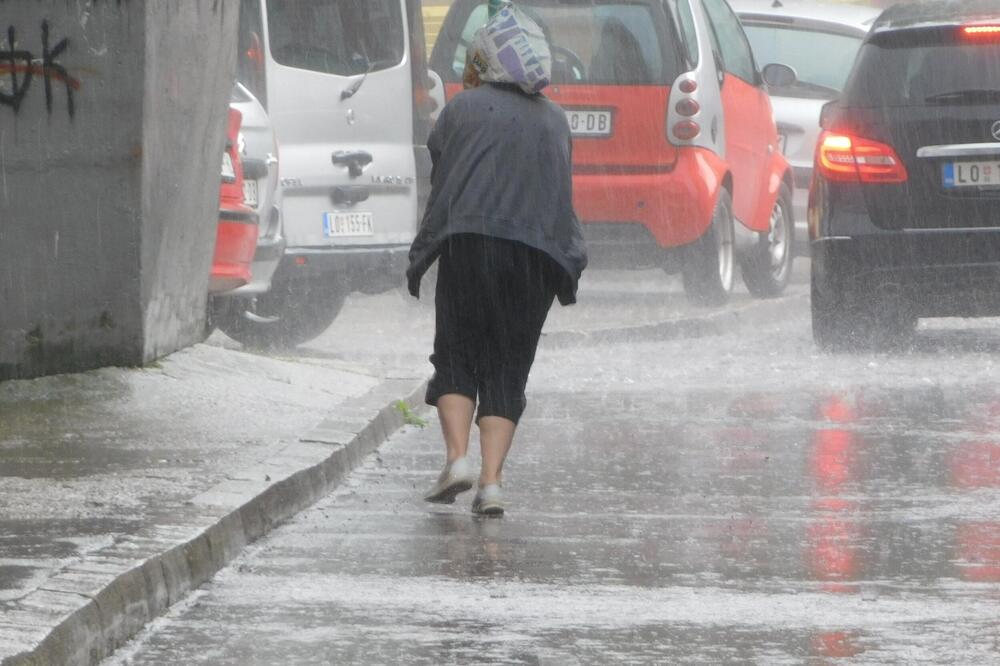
[423,457,474,504]
[471,484,504,516]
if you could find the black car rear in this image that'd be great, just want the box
[810,0,1000,349]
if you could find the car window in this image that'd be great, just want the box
[451,4,491,77]
[446,1,681,86]
[238,0,267,105]
[672,0,700,68]
[743,25,863,98]
[847,34,1000,108]
[266,0,406,77]
[700,0,756,83]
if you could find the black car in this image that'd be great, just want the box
[809,0,1000,349]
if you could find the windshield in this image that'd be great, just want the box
[266,0,406,77]
[742,24,863,98]
[846,36,1000,108]
[450,1,681,85]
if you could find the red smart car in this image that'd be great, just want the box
[210,107,260,295]
[430,0,794,303]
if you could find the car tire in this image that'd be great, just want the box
[742,184,794,298]
[812,269,886,352]
[682,188,735,306]
[216,279,346,350]
[812,270,854,352]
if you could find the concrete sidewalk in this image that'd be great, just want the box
[1,269,809,666]
[0,345,426,665]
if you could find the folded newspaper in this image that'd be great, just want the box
[469,2,552,95]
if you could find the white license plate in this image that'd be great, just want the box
[323,212,374,237]
[565,109,613,137]
[943,160,1000,188]
[242,179,258,207]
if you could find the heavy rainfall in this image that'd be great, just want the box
[2,0,1000,664]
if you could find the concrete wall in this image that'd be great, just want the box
[0,0,238,380]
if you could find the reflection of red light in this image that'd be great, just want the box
[812,428,856,491]
[949,442,1000,488]
[808,514,861,584]
[812,631,864,658]
[819,395,857,423]
[956,523,1000,582]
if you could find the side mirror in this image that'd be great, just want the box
[762,63,798,88]
[427,70,447,123]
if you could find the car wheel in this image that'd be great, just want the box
[682,188,735,306]
[742,184,794,298]
[812,268,893,352]
[216,279,346,349]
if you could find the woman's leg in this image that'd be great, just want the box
[423,236,485,503]
[479,416,516,486]
[437,394,476,463]
[476,240,558,487]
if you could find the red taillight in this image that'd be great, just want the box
[816,131,908,184]
[675,98,700,117]
[673,120,700,141]
[963,24,1000,39]
[678,78,698,94]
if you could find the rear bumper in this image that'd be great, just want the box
[276,244,410,294]
[573,147,726,250]
[210,208,259,294]
[812,231,1000,316]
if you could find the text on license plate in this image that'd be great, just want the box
[943,161,1000,188]
[242,180,258,207]
[324,212,374,237]
[565,109,613,137]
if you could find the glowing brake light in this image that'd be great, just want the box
[817,131,908,184]
[963,25,1000,38]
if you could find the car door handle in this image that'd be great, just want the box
[332,150,374,178]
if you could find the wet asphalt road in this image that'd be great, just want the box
[111,271,1000,664]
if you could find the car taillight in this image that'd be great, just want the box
[963,24,1000,40]
[673,120,700,141]
[678,78,697,94]
[675,98,700,117]
[816,131,908,184]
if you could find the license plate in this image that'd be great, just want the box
[943,160,1000,188]
[323,212,374,237]
[565,109,613,137]
[242,179,258,207]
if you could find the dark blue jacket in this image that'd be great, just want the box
[407,83,587,305]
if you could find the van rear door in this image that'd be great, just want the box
[262,0,418,250]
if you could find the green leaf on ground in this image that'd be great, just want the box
[395,400,428,428]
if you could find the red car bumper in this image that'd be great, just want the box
[210,203,259,294]
[573,147,728,249]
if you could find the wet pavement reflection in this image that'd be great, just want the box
[111,339,1000,663]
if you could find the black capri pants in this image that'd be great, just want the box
[426,234,561,425]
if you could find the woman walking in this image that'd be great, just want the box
[407,5,587,516]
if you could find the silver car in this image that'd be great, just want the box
[732,0,881,251]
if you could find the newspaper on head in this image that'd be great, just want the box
[469,2,552,95]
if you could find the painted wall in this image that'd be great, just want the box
[0,0,238,380]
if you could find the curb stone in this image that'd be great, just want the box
[0,378,428,666]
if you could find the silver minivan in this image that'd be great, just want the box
[234,0,443,347]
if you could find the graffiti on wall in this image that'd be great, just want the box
[0,22,79,118]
